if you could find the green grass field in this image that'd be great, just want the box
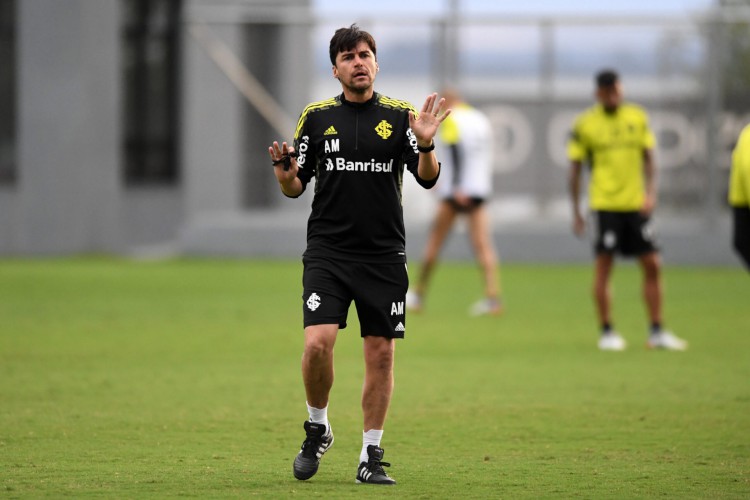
[1,258,748,498]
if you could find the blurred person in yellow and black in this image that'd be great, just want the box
[729,123,750,270]
[568,69,687,352]
[268,24,451,485]
[406,88,503,317]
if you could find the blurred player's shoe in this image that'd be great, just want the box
[469,297,503,317]
[356,445,396,485]
[647,330,688,351]
[405,290,422,312]
[598,332,626,351]
[293,421,334,480]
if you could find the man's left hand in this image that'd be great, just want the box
[409,93,451,146]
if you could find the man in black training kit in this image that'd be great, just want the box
[268,24,450,485]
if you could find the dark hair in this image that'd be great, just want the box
[329,24,377,66]
[596,69,619,88]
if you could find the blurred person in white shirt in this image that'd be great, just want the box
[407,88,503,316]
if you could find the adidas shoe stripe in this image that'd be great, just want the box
[359,467,372,481]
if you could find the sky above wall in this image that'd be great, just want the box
[313,0,715,16]
[309,0,716,81]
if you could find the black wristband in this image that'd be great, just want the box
[417,141,435,153]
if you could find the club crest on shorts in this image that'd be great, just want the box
[642,221,655,242]
[307,293,321,311]
[603,230,617,249]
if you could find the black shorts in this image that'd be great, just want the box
[302,257,409,339]
[732,206,750,269]
[444,197,485,213]
[593,210,659,256]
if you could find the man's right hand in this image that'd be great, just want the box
[269,141,298,177]
[269,141,303,197]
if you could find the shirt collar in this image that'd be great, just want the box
[340,92,378,109]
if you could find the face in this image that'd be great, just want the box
[596,82,623,111]
[332,41,378,95]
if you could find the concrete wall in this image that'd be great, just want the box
[0,0,312,256]
[179,0,313,246]
[182,21,246,219]
[11,0,121,255]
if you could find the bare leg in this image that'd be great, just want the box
[466,205,500,299]
[301,324,338,409]
[293,324,338,481]
[593,253,615,328]
[639,251,662,326]
[361,336,395,431]
[414,201,458,297]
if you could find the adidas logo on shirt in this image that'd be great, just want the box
[395,322,405,332]
[324,125,337,135]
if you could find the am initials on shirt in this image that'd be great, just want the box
[391,301,404,316]
[324,139,340,154]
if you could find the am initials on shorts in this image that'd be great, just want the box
[390,301,404,316]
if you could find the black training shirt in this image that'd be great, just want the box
[290,92,439,263]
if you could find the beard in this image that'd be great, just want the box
[342,75,373,95]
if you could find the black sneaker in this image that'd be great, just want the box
[355,445,396,485]
[292,421,334,480]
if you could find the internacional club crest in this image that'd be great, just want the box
[374,120,392,139]
[307,292,321,311]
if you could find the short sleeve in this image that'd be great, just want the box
[439,114,460,146]
[567,119,587,162]
[729,125,750,206]
[641,112,656,150]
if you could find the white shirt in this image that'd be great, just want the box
[435,103,493,199]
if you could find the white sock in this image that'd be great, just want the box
[306,402,329,432]
[360,429,383,463]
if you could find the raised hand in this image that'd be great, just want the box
[408,93,452,145]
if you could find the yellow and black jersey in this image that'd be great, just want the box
[567,103,656,211]
[291,92,439,263]
[729,124,750,208]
